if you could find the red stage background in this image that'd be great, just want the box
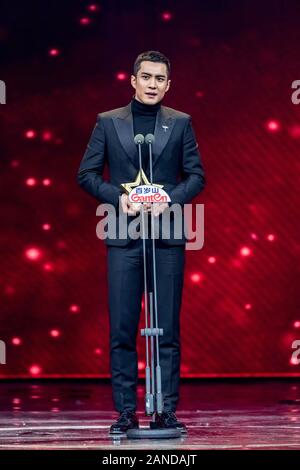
[1,0,300,378]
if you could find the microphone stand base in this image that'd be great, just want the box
[126,427,181,440]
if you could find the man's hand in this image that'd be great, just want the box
[121,195,169,217]
[140,202,169,216]
[120,193,141,216]
[151,202,169,217]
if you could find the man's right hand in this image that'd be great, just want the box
[120,193,141,216]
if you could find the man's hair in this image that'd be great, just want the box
[133,50,171,78]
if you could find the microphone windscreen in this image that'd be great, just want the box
[145,133,155,145]
[134,134,145,145]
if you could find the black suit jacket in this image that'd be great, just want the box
[77,101,206,246]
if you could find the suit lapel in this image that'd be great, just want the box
[112,101,175,171]
[112,103,136,169]
[152,106,174,170]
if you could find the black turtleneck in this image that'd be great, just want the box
[131,97,162,172]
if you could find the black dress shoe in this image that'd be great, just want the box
[155,411,187,433]
[109,410,139,434]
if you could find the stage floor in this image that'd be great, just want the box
[0,380,300,449]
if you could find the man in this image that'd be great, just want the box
[77,51,206,435]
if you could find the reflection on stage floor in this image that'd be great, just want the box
[0,380,300,449]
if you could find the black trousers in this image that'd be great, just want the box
[107,237,185,413]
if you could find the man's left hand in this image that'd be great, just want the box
[151,202,169,217]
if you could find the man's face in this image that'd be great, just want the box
[131,61,171,105]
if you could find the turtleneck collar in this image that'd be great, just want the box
[131,96,162,115]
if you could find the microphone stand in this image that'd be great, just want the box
[144,134,163,417]
[126,135,181,440]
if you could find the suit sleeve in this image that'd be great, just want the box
[168,116,206,206]
[77,114,121,208]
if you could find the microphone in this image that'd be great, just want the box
[144,133,155,184]
[134,134,145,176]
[134,134,145,145]
[144,133,155,145]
